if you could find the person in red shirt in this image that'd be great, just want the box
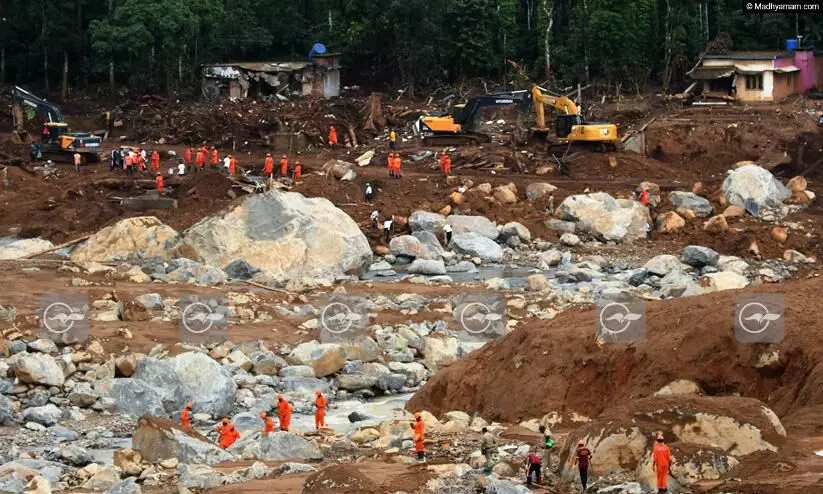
[179,402,191,428]
[574,440,592,491]
[156,173,164,194]
[184,148,192,167]
[314,390,327,430]
[293,161,302,182]
[440,152,451,177]
[639,187,650,206]
[652,432,673,493]
[280,155,288,178]
[411,412,425,461]
[151,151,160,171]
[277,395,291,431]
[328,125,338,147]
[228,154,237,176]
[263,153,274,177]
[210,147,219,169]
[260,411,275,437]
[525,448,542,486]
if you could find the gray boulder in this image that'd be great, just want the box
[288,342,346,377]
[0,396,13,425]
[389,235,432,259]
[408,259,447,276]
[230,431,322,461]
[644,254,686,276]
[106,477,142,494]
[449,233,504,262]
[722,164,791,210]
[132,357,186,412]
[8,352,65,386]
[133,416,233,465]
[412,231,445,259]
[170,352,237,418]
[101,379,165,417]
[668,191,713,217]
[67,383,99,408]
[446,215,499,240]
[224,259,261,281]
[281,377,331,395]
[682,245,720,267]
[23,404,62,426]
[409,211,447,233]
[179,190,372,285]
[499,222,531,243]
[135,293,163,309]
[177,464,225,489]
[558,193,649,242]
[55,444,94,466]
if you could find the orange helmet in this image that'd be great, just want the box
[315,390,322,396]
[277,394,284,400]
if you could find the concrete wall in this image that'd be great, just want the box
[772,72,797,100]
[735,70,774,102]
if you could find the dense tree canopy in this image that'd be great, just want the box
[0,0,820,97]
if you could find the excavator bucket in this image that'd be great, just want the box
[12,130,31,145]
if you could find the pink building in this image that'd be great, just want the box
[688,45,822,102]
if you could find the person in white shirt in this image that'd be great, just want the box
[365,183,374,202]
[457,186,467,194]
[168,167,175,177]
[177,162,186,176]
[443,223,453,245]
[140,149,147,164]
[223,155,231,172]
[383,216,393,243]
[370,210,379,229]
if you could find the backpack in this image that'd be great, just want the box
[545,436,555,449]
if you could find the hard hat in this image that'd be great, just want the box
[315,390,322,395]
[277,394,284,400]
[266,153,271,156]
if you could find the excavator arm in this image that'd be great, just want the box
[531,85,579,130]
[12,86,65,129]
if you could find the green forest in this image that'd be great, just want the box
[0,0,820,98]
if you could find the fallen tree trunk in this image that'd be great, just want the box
[363,92,387,132]
[24,234,91,259]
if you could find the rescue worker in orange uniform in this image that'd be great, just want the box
[228,154,237,176]
[195,148,205,170]
[387,153,395,178]
[293,161,302,182]
[260,411,275,437]
[124,152,133,176]
[151,151,160,171]
[329,125,338,147]
[411,412,425,461]
[392,153,402,179]
[652,432,673,493]
[216,418,240,449]
[280,155,288,178]
[263,153,274,177]
[210,147,219,169]
[184,148,192,167]
[277,395,291,431]
[156,173,164,194]
[180,402,191,428]
[135,149,144,172]
[314,390,327,430]
[440,152,451,177]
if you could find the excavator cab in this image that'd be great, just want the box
[556,114,583,138]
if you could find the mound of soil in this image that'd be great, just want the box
[407,277,823,424]
[302,463,433,494]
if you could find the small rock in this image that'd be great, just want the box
[559,233,580,246]
[771,227,788,244]
[703,215,729,234]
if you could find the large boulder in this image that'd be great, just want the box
[499,222,531,243]
[0,238,53,260]
[557,193,649,242]
[722,164,791,210]
[525,182,557,201]
[132,416,233,465]
[8,352,64,386]
[446,215,499,240]
[409,211,447,233]
[449,234,504,262]
[643,255,686,277]
[179,191,372,285]
[131,357,186,412]
[668,192,713,217]
[100,379,166,417]
[230,432,322,461]
[389,235,435,260]
[23,404,62,426]
[411,231,445,259]
[423,337,459,370]
[71,217,178,263]
[169,352,237,418]
[408,259,447,276]
[558,396,785,491]
[288,342,347,378]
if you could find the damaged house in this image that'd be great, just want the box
[201,54,341,100]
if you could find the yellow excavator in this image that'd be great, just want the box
[530,85,618,151]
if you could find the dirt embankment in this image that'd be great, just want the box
[407,276,823,425]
